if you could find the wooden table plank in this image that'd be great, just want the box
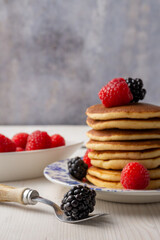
[0,177,159,240]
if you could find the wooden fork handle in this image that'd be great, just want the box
[0,184,30,204]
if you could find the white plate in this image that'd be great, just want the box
[44,159,160,204]
[0,141,83,182]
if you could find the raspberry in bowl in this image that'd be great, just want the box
[0,130,83,182]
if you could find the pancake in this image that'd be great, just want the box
[86,103,160,120]
[86,173,160,190]
[88,166,121,181]
[86,173,123,189]
[86,140,160,151]
[88,149,160,160]
[86,117,160,130]
[91,157,160,170]
[87,129,160,141]
[88,166,160,181]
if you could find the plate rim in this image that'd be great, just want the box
[44,158,160,196]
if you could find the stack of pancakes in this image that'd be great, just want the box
[85,103,160,189]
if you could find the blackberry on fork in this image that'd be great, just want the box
[61,185,96,220]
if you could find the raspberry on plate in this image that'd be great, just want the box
[83,149,92,168]
[98,78,133,107]
[51,134,65,148]
[120,162,150,190]
[26,130,51,151]
[12,133,29,149]
[0,134,16,152]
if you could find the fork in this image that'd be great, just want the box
[0,184,107,223]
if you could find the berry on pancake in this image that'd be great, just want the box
[99,78,133,107]
[120,162,150,190]
[125,77,146,103]
[99,77,146,107]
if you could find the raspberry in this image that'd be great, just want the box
[51,134,65,148]
[98,78,133,107]
[12,133,29,148]
[83,149,92,168]
[26,130,51,151]
[0,134,16,152]
[120,162,150,190]
[16,147,24,152]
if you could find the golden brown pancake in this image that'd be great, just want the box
[88,166,160,181]
[86,117,160,130]
[88,166,121,181]
[91,157,160,170]
[87,129,160,141]
[86,173,160,190]
[86,103,160,120]
[88,149,160,160]
[86,140,160,151]
[86,173,123,189]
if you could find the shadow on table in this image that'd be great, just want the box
[77,214,112,227]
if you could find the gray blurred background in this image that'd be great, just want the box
[0,0,160,125]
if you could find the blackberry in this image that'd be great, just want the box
[68,157,88,180]
[125,77,146,103]
[61,185,96,220]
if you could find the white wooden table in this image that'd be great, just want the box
[0,125,160,240]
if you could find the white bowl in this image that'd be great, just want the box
[0,141,83,182]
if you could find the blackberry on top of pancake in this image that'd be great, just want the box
[98,78,146,108]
